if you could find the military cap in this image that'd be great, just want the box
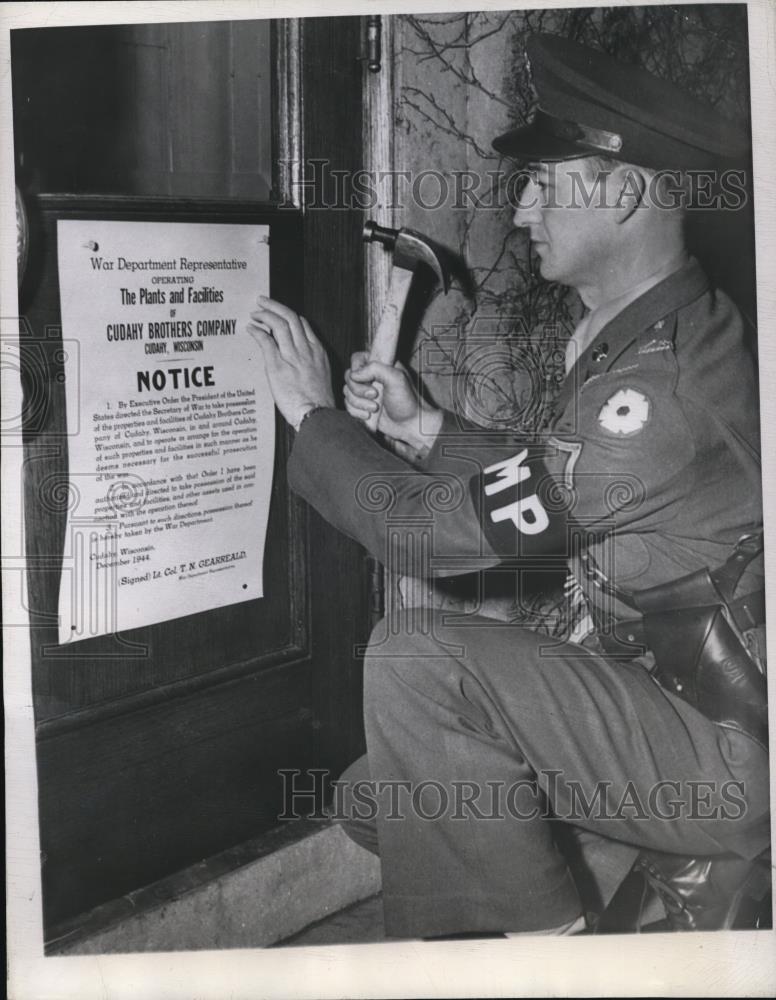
[493,34,749,170]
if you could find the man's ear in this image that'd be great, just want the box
[614,166,647,223]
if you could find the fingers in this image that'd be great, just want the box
[247,322,283,376]
[344,366,378,401]
[247,319,273,352]
[300,315,319,347]
[344,383,378,419]
[249,308,294,359]
[348,360,406,390]
[349,350,370,371]
[257,295,307,341]
[250,296,314,361]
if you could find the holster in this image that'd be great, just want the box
[596,535,768,749]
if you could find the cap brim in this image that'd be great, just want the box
[492,120,599,161]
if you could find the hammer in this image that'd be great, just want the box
[362,220,449,430]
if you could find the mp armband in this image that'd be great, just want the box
[469,445,573,559]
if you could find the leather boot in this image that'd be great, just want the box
[594,849,772,933]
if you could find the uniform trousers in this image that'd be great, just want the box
[335,613,770,938]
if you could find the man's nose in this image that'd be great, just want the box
[512,178,541,229]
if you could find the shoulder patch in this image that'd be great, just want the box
[597,388,651,436]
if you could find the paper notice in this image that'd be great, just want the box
[56,220,274,643]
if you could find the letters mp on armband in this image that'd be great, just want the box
[484,450,549,535]
[470,446,571,560]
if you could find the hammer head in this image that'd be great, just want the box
[363,220,450,293]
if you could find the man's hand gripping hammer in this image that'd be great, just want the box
[362,220,450,431]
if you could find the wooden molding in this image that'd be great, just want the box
[363,15,396,344]
[276,19,303,208]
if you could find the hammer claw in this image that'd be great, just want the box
[363,220,450,293]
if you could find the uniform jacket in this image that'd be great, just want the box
[288,259,763,619]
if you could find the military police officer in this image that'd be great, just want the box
[249,35,769,936]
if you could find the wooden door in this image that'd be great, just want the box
[13,16,371,932]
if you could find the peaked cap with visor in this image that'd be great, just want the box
[492,34,749,171]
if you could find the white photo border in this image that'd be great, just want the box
[3,1,775,997]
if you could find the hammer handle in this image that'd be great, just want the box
[365,267,414,431]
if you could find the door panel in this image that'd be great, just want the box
[13,16,370,932]
[38,660,313,926]
[11,20,273,200]
[25,200,307,722]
